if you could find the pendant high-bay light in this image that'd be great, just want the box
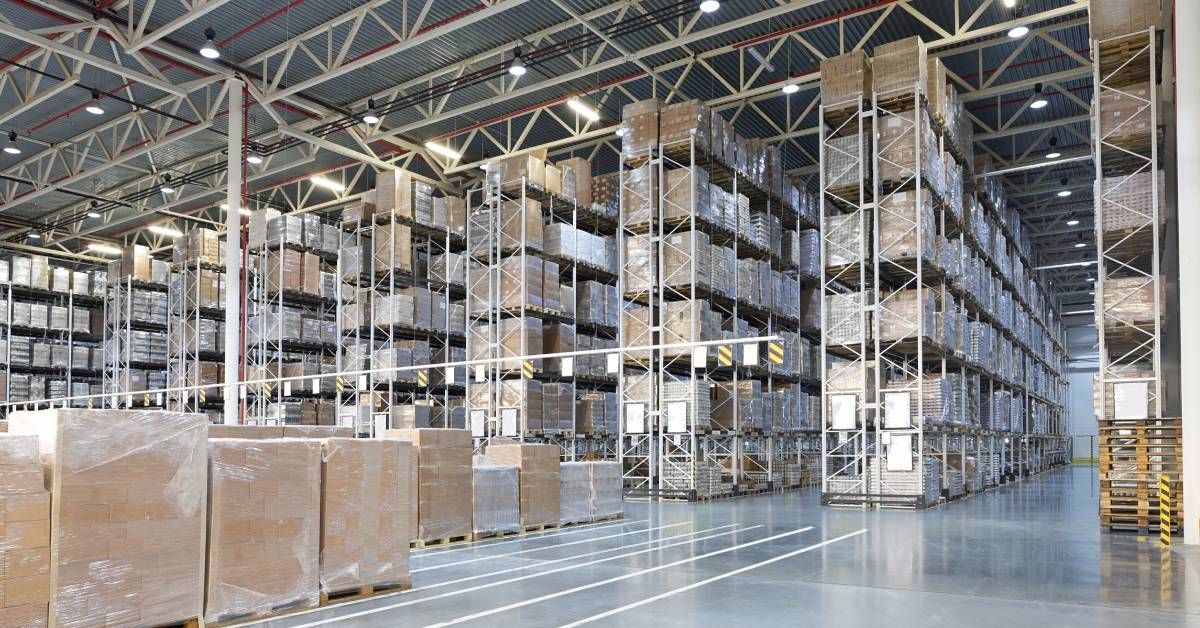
[1030,83,1048,109]
[4,131,20,155]
[567,97,600,121]
[246,150,263,165]
[1057,177,1072,197]
[508,47,527,77]
[87,200,101,219]
[362,99,380,125]
[1045,136,1061,159]
[160,174,175,195]
[85,90,105,115]
[199,28,220,59]
[699,1,720,13]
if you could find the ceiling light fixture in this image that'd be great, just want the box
[239,208,252,216]
[781,83,800,94]
[1008,25,1029,38]
[219,203,229,210]
[1074,242,1086,248]
[567,97,600,121]
[615,128,626,137]
[1056,177,1072,197]
[87,200,101,219]
[1002,0,1018,7]
[1030,83,1048,109]
[311,175,346,192]
[87,243,122,255]
[1045,136,1060,159]
[199,27,220,59]
[246,150,263,165]
[149,224,183,238]
[424,141,462,160]
[362,98,380,125]
[1066,219,1080,226]
[4,131,20,155]
[699,0,720,13]
[27,232,40,240]
[508,47,527,77]
[160,174,175,195]
[86,90,105,115]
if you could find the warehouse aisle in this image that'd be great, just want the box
[251,466,1199,627]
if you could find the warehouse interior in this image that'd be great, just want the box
[0,0,1194,626]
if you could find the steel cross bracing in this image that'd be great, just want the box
[2,0,1090,285]
[1092,27,1162,423]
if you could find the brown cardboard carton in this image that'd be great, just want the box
[483,443,560,528]
[208,425,286,439]
[1090,0,1160,41]
[383,429,471,541]
[302,252,321,295]
[119,245,152,282]
[9,409,207,628]
[266,249,304,293]
[0,434,50,627]
[820,50,872,105]
[376,170,415,220]
[556,157,592,207]
[373,222,413,274]
[318,438,411,594]
[205,439,321,622]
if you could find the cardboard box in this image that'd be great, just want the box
[872,36,927,95]
[266,249,304,293]
[373,222,413,274]
[205,439,321,622]
[119,245,152,282]
[1090,0,1160,41]
[375,170,415,220]
[587,461,623,521]
[318,438,411,594]
[302,252,321,295]
[208,425,286,439]
[556,157,592,207]
[9,409,207,628]
[483,442,560,528]
[383,429,472,542]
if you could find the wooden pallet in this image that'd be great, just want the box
[320,578,411,605]
[201,597,319,627]
[411,534,471,549]
[523,522,561,533]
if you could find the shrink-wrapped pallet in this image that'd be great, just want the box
[0,434,50,628]
[385,429,472,542]
[1099,170,1166,232]
[620,99,660,158]
[820,50,872,105]
[9,409,206,628]
[556,157,593,207]
[824,211,870,268]
[620,162,658,227]
[318,438,410,594]
[872,36,926,95]
[373,222,413,274]
[622,237,655,295]
[472,464,520,536]
[878,288,936,342]
[587,461,623,521]
[878,189,936,262]
[659,99,710,151]
[484,442,560,528]
[559,462,591,525]
[205,438,321,623]
[1090,0,1160,41]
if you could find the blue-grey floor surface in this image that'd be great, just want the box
[249,465,1200,627]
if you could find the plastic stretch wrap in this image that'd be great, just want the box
[318,438,410,594]
[9,409,207,628]
[472,465,520,536]
[559,462,591,525]
[0,434,51,627]
[386,429,473,541]
[484,443,560,528]
[205,438,321,623]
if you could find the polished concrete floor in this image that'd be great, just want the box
[252,465,1200,627]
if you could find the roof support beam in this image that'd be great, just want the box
[123,0,236,53]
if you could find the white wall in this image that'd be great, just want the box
[1063,314,1098,460]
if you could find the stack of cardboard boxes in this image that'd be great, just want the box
[9,409,207,627]
[471,464,520,537]
[318,438,411,595]
[205,438,322,622]
[0,434,50,627]
[558,462,590,525]
[484,442,560,529]
[386,429,472,542]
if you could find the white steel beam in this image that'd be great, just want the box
[124,0,236,53]
[224,76,241,425]
[1176,0,1200,546]
[0,21,190,97]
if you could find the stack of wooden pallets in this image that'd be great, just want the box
[1099,416,1182,534]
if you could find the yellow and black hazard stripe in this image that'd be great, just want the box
[198,388,206,403]
[143,393,152,407]
[767,342,784,365]
[523,360,535,379]
[86,397,93,409]
[417,370,429,386]
[336,376,346,393]
[1159,475,1172,547]
[717,345,733,367]
[264,382,273,398]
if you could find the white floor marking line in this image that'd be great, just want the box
[243,524,736,626]
[412,522,690,572]
[414,518,638,557]
[423,526,816,628]
[560,528,870,627]
[275,524,760,628]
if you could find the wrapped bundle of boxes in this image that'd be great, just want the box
[168,228,230,418]
[819,37,1068,509]
[614,95,822,499]
[464,149,620,448]
[1090,3,1178,535]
